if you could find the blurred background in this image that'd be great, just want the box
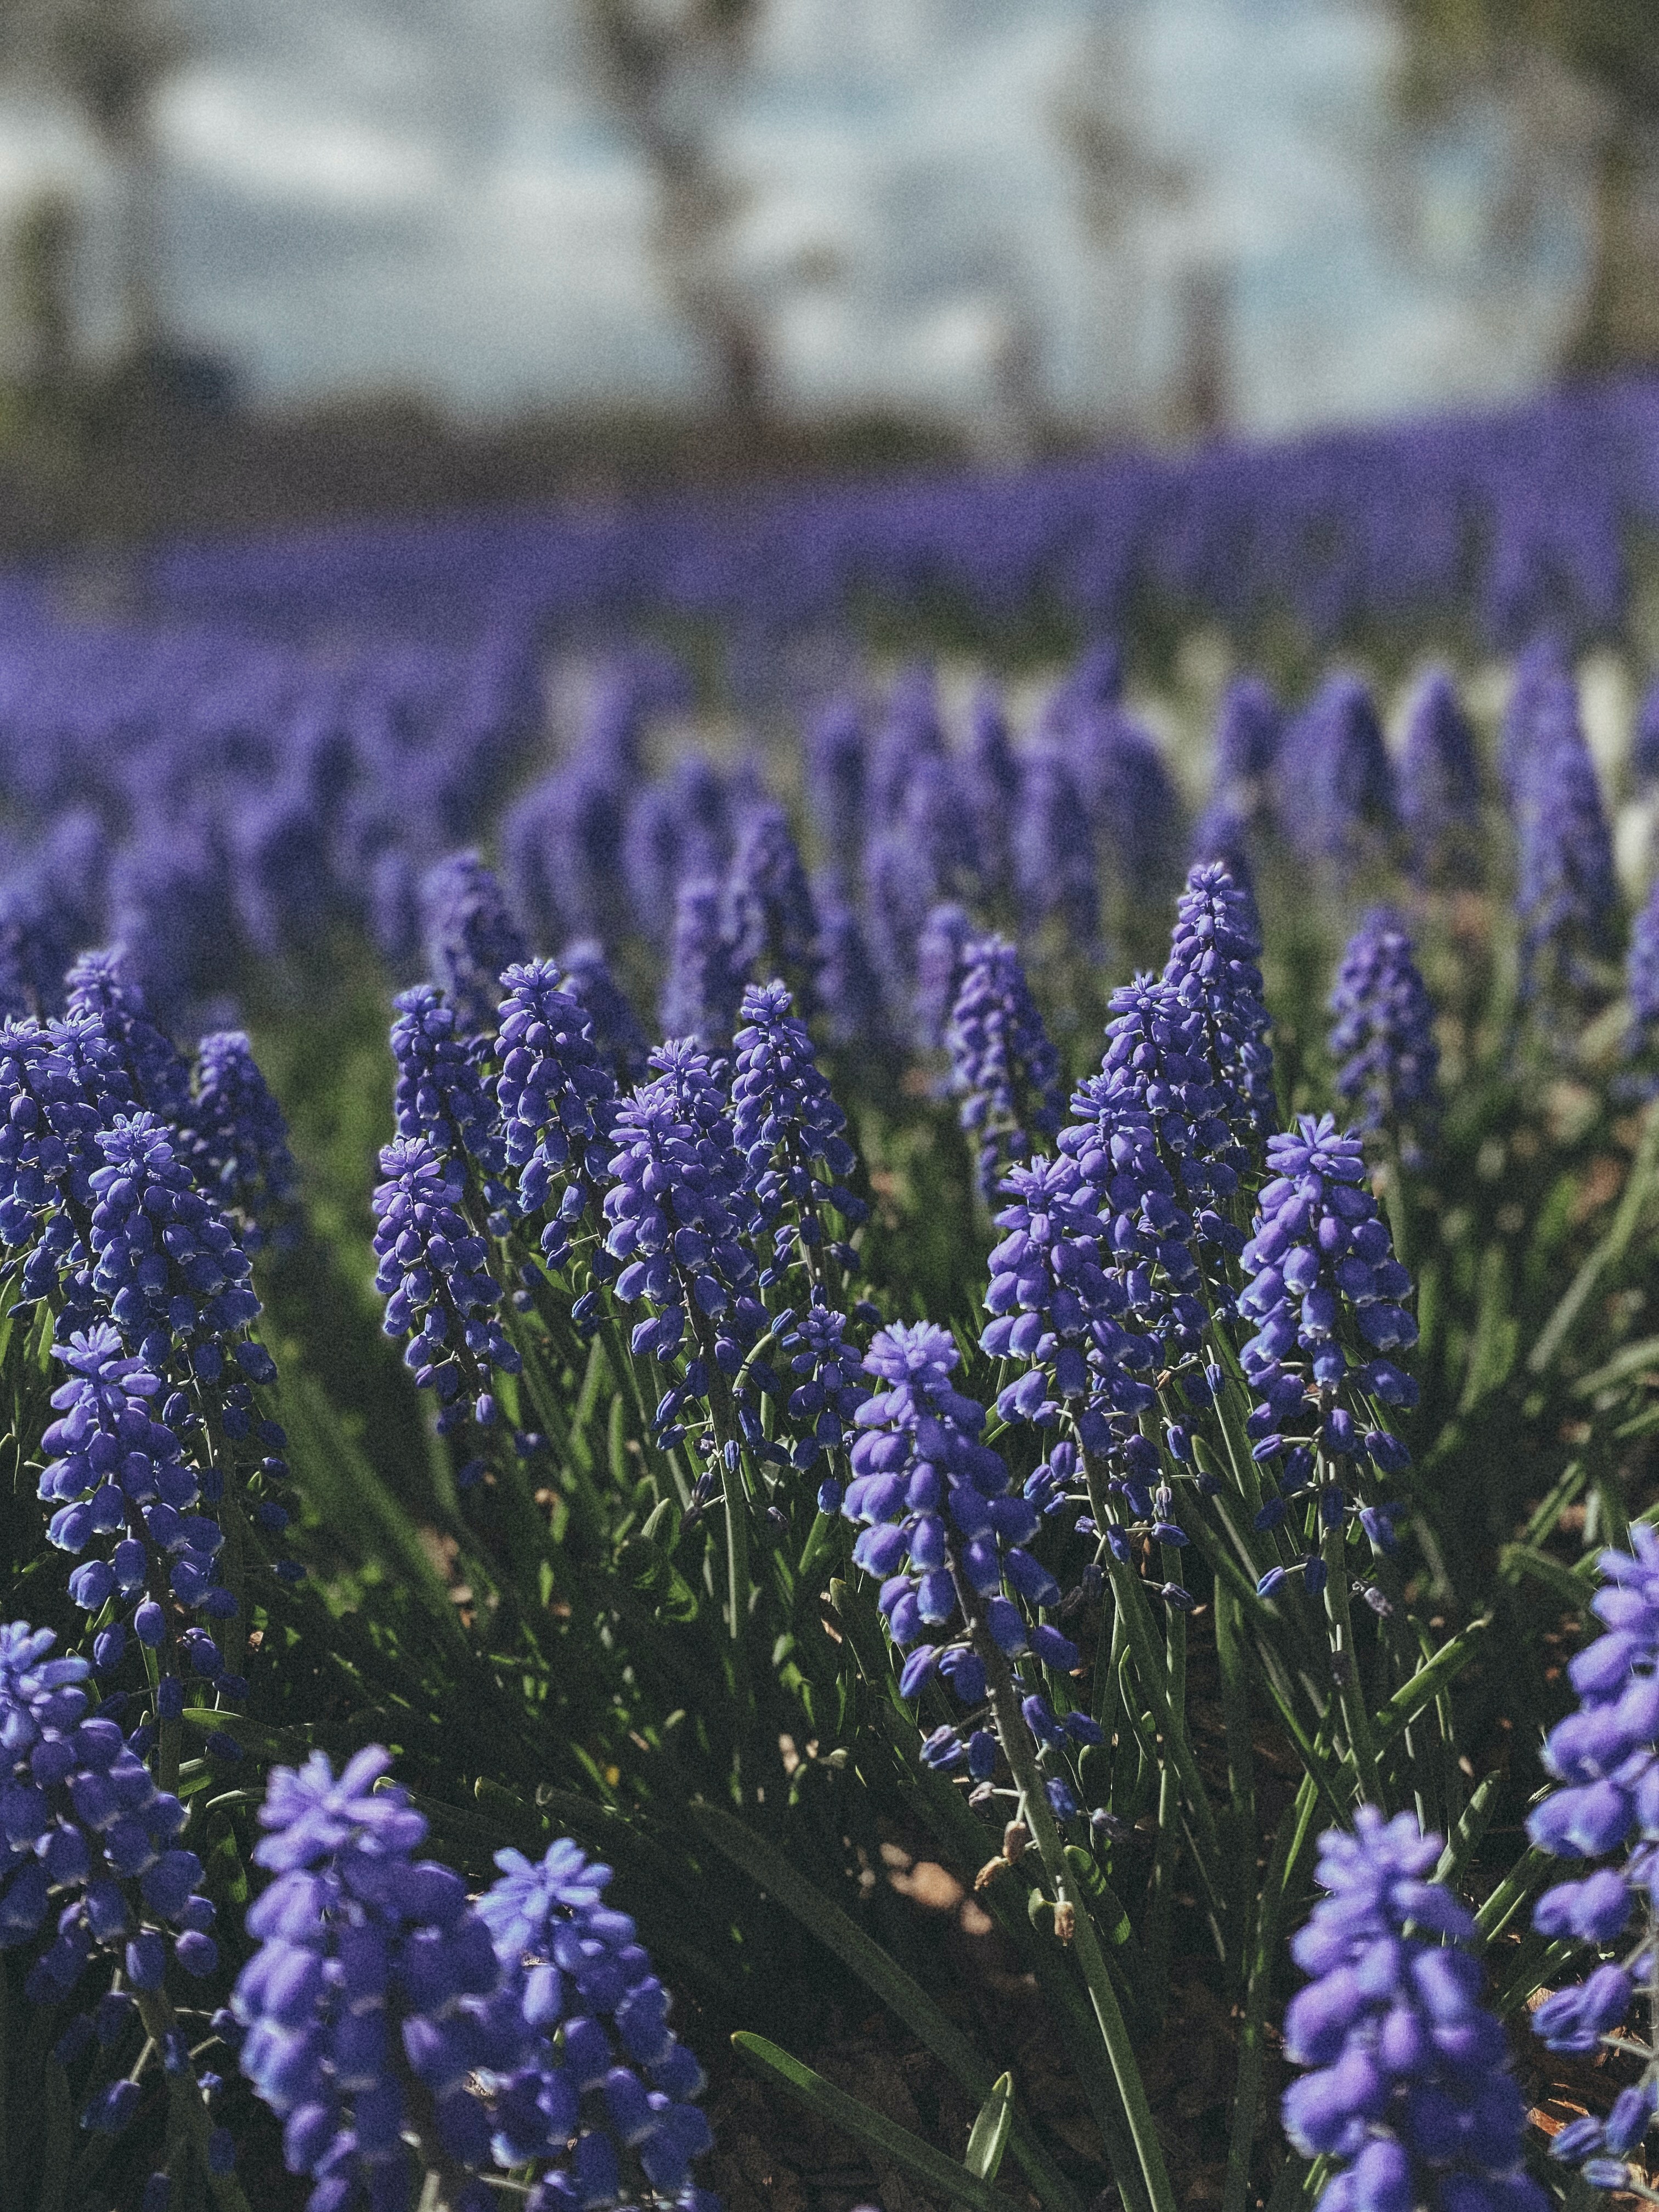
[0,0,1652,550]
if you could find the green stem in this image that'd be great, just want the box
[132,1989,251,2212]
[1081,1448,1222,1861]
[1320,1518,1380,1803]
[1214,1579,1256,1987]
[960,1573,1177,2212]
[1222,1775,1321,2212]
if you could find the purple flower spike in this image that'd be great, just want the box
[1283,1805,1545,2212]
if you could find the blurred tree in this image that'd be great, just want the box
[574,0,771,425]
[1395,0,1659,370]
[1052,21,1195,436]
[12,188,78,404]
[0,0,184,359]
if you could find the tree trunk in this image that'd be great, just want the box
[1565,119,1659,373]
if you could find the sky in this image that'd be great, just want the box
[0,0,1596,438]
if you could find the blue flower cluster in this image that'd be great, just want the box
[235,1747,715,2212]
[477,1837,716,2208]
[187,1029,302,1254]
[1400,669,1483,889]
[373,1135,522,1437]
[1161,861,1276,1153]
[420,848,528,1038]
[0,1621,218,2128]
[723,803,817,1007]
[913,901,972,1052]
[0,1009,140,1294]
[495,960,618,1272]
[730,983,865,1290]
[40,1324,235,1685]
[841,1323,1080,1779]
[89,1114,270,1380]
[1081,971,1248,1318]
[783,1303,870,1499]
[602,1041,762,1431]
[946,936,1063,1200]
[1328,912,1442,1164]
[1625,878,1659,1088]
[1523,1526,1659,2108]
[979,1155,1155,1439]
[1282,1805,1544,2212]
[661,877,744,1052]
[560,938,652,1088]
[65,950,193,1122]
[390,984,507,1204]
[1512,665,1618,1018]
[1238,1116,1416,1592]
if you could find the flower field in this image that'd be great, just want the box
[13,402,1659,2212]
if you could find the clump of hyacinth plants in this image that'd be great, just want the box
[12,634,1659,2212]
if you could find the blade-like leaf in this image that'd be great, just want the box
[732,2032,1021,2212]
[965,2074,1015,2181]
[690,1801,1083,2211]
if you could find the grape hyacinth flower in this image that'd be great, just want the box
[980,1155,1157,1446]
[1522,1526,1659,2187]
[1625,876,1659,1093]
[902,754,984,911]
[65,949,192,1123]
[1328,913,1441,1165]
[780,1303,870,1498]
[946,937,1064,1201]
[0,1013,131,1317]
[41,1323,233,1683]
[1210,674,1280,800]
[661,877,744,1052]
[811,879,890,1054]
[1013,743,1099,953]
[602,1041,762,1443]
[476,1837,718,2208]
[840,1322,1082,1783]
[1282,1805,1545,2212]
[1074,972,1251,1330]
[89,1114,271,1384]
[390,983,508,1207]
[187,1030,302,1255]
[495,960,618,1272]
[914,902,973,1053]
[373,1135,522,1440]
[234,1746,718,2211]
[1278,675,1398,867]
[723,803,818,1006]
[1513,669,1618,1022]
[1237,1118,1415,1717]
[560,938,651,1088]
[1074,708,1186,908]
[419,849,528,1039]
[1399,668,1483,889]
[0,1620,221,2132]
[1162,860,1276,1151]
[862,822,931,1019]
[963,687,1019,902]
[805,692,866,879]
[730,982,865,1292]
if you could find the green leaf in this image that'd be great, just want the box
[1432,1768,1503,1891]
[690,1801,1083,2212]
[1373,1616,1491,1745]
[617,1533,701,1622]
[965,2074,1015,2181]
[732,2033,1022,2212]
